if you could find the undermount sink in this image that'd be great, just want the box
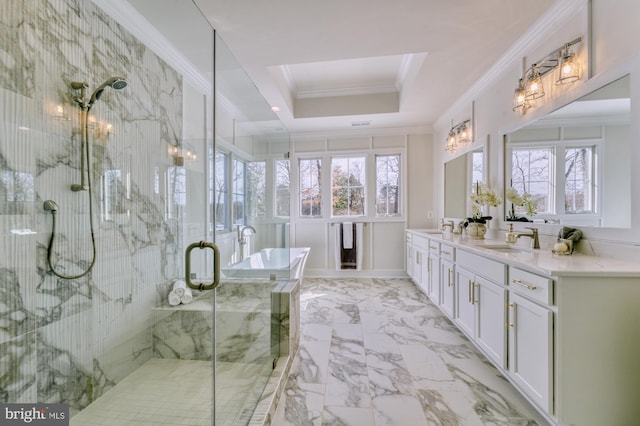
[482,245,533,254]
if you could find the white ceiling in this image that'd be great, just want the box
[194,0,557,135]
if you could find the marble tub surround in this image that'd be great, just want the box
[408,229,640,277]
[273,278,545,425]
[1,0,188,413]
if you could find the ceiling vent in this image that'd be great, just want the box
[351,120,371,127]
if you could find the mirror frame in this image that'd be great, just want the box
[498,54,640,243]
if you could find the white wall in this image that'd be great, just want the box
[433,0,640,259]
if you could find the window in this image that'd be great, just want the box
[232,158,246,226]
[275,159,290,217]
[214,150,228,231]
[247,161,266,218]
[471,151,484,190]
[375,155,400,216]
[331,156,365,216]
[510,147,554,214]
[564,146,595,213]
[299,158,322,217]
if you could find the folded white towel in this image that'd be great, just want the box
[342,222,353,249]
[181,287,193,304]
[168,289,181,306]
[172,279,187,297]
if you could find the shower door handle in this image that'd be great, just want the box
[185,241,220,290]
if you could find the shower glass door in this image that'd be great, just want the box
[212,34,292,425]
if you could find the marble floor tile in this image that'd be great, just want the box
[272,278,548,426]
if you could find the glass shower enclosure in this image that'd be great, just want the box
[0,0,292,424]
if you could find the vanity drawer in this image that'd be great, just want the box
[457,249,506,285]
[509,267,553,305]
[429,240,439,252]
[413,234,428,251]
[440,243,455,262]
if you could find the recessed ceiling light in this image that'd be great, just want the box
[271,106,280,112]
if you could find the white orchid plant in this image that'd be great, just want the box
[468,183,502,222]
[506,187,538,218]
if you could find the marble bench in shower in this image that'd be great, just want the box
[151,278,300,363]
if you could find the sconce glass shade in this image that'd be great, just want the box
[445,131,457,153]
[457,121,471,144]
[512,78,526,111]
[556,48,580,84]
[525,66,545,100]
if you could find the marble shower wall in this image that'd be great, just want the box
[0,0,187,414]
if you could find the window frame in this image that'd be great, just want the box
[507,138,602,221]
[293,148,405,222]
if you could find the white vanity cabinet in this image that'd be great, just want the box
[426,239,441,303]
[439,243,455,318]
[455,250,507,368]
[507,267,553,414]
[406,232,429,294]
[405,229,640,425]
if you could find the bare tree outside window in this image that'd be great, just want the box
[565,147,594,213]
[232,158,246,226]
[511,148,552,214]
[247,161,266,218]
[299,159,322,217]
[376,155,400,216]
[332,156,365,216]
[275,159,290,217]
[214,150,228,231]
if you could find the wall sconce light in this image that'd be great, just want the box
[524,65,545,100]
[169,143,197,166]
[445,119,472,153]
[556,43,581,84]
[512,37,582,115]
[512,78,528,112]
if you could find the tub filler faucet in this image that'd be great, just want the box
[237,225,256,261]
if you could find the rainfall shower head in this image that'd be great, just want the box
[88,77,128,108]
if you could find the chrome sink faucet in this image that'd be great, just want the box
[516,227,540,249]
[237,225,256,260]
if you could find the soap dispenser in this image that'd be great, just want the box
[505,223,517,244]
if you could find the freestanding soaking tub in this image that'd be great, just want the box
[222,247,310,280]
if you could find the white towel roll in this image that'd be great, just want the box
[168,289,181,306]
[172,279,187,297]
[181,287,193,304]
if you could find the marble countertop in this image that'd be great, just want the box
[407,228,640,278]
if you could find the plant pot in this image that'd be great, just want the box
[466,222,486,240]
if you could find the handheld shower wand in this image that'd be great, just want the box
[44,76,127,279]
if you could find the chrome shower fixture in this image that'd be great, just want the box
[44,75,128,279]
[70,77,127,110]
[88,77,128,108]
[43,199,58,212]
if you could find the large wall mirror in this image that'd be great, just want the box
[504,75,631,228]
[444,147,484,218]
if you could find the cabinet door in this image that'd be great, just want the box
[455,267,476,338]
[439,258,455,318]
[508,292,553,414]
[405,239,413,278]
[427,252,440,304]
[476,277,506,369]
[417,249,428,294]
